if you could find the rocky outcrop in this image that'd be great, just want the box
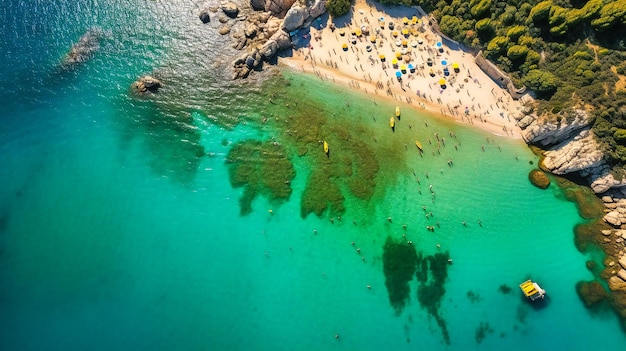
[199,9,211,23]
[308,0,327,19]
[282,4,309,32]
[251,0,266,11]
[60,27,105,69]
[266,0,297,17]
[528,169,550,189]
[520,109,591,147]
[540,129,605,175]
[581,165,626,194]
[131,75,162,94]
[222,2,240,18]
[226,0,329,79]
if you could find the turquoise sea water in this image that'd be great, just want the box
[1,1,625,350]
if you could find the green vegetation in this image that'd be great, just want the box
[382,236,418,314]
[225,140,296,215]
[326,0,352,18]
[380,0,626,166]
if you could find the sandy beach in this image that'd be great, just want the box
[279,0,528,139]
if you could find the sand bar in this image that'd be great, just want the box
[279,0,529,139]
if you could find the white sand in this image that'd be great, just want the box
[279,0,529,139]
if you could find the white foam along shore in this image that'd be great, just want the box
[279,0,530,140]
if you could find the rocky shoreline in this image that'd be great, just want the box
[516,107,626,321]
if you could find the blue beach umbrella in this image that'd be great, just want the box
[436,42,442,47]
[395,71,402,78]
[441,60,447,66]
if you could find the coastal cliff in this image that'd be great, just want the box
[517,107,626,317]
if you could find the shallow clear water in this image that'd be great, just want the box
[1,1,625,350]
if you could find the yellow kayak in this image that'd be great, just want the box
[395,106,401,117]
[415,141,423,151]
[390,117,395,128]
[323,140,329,154]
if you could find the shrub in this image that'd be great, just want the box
[523,69,560,96]
[326,0,352,18]
[507,45,530,60]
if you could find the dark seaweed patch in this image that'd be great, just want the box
[225,140,295,215]
[498,284,512,294]
[475,321,494,344]
[415,251,451,344]
[467,291,482,303]
[382,236,418,315]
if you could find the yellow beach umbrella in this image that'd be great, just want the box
[439,78,446,86]
[342,43,348,51]
[395,51,402,58]
[391,58,398,66]
[402,17,409,25]
[401,39,408,47]
[410,28,418,36]
[402,28,409,36]
[379,54,386,61]
[355,29,362,37]
[401,64,407,72]
[370,35,376,43]
[392,31,399,37]
[339,29,345,36]
[412,16,418,24]
[452,63,459,69]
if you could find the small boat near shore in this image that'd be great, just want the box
[519,279,546,301]
[389,116,395,129]
[323,140,329,155]
[395,106,400,118]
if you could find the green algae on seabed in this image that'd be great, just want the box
[577,280,609,308]
[555,177,606,220]
[382,236,418,315]
[225,140,295,215]
[415,251,451,345]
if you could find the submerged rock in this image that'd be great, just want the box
[131,75,162,94]
[576,280,608,307]
[199,10,211,23]
[528,169,550,189]
[219,26,231,35]
[60,27,105,69]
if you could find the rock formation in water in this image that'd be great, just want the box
[60,27,105,69]
[219,0,327,79]
[517,105,626,318]
[131,75,162,94]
